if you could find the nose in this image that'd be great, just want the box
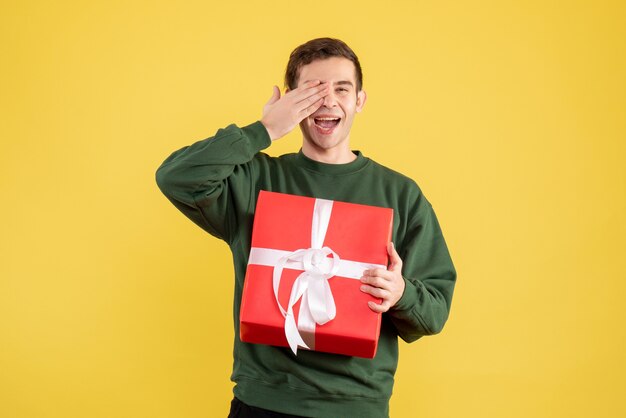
[322,89,338,107]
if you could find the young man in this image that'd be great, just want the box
[156,38,456,418]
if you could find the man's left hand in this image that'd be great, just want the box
[360,242,406,313]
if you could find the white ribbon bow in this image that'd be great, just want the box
[272,199,337,354]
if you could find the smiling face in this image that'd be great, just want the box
[294,57,367,162]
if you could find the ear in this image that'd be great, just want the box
[356,89,367,113]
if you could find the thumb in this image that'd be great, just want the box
[387,242,403,271]
[266,85,280,105]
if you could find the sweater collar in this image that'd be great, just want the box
[295,149,369,175]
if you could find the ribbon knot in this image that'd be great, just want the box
[303,248,337,277]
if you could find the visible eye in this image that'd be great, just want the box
[337,88,349,93]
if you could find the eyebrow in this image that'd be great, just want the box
[304,80,354,87]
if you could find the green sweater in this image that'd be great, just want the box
[155,121,456,418]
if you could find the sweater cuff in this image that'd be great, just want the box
[390,276,418,313]
[241,120,272,152]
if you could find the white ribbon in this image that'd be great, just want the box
[247,198,386,355]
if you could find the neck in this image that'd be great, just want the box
[301,141,356,164]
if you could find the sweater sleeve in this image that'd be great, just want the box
[388,190,457,342]
[155,121,271,244]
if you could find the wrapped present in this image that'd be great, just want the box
[239,190,393,358]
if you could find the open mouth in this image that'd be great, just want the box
[313,117,341,134]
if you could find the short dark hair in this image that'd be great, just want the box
[284,37,363,92]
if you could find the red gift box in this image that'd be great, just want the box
[239,190,393,358]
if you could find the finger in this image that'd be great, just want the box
[387,242,403,271]
[295,88,329,111]
[363,268,391,279]
[368,300,391,313]
[297,97,325,120]
[360,284,390,299]
[361,274,391,290]
[285,79,322,97]
[266,85,281,105]
[292,81,330,104]
[295,89,330,118]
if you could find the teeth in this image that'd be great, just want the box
[315,117,340,120]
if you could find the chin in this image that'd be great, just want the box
[306,134,343,150]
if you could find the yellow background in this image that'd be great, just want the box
[2,1,625,417]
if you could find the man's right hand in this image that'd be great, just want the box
[261,80,330,141]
